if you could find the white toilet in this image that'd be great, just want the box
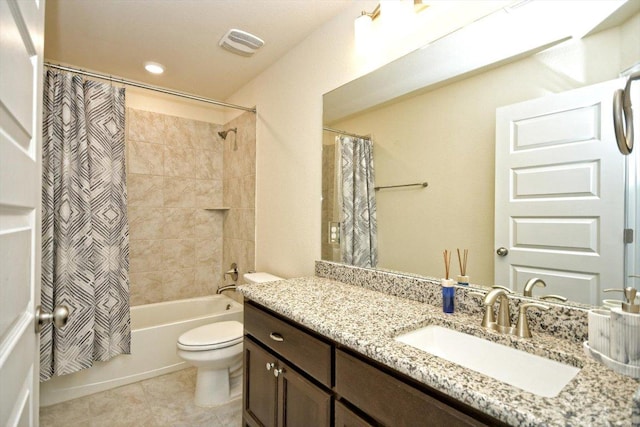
[176,272,283,407]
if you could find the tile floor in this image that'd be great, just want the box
[39,368,242,427]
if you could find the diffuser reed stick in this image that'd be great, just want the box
[443,249,452,280]
[457,248,468,276]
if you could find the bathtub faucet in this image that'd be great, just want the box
[217,285,237,294]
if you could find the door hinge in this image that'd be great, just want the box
[624,228,634,244]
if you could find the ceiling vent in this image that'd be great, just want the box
[219,29,264,57]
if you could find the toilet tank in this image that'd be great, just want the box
[243,272,283,284]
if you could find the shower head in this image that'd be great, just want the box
[218,127,237,140]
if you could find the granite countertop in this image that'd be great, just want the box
[239,277,640,427]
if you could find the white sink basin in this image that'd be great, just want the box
[395,325,580,398]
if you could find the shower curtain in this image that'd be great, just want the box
[338,135,378,268]
[40,69,130,381]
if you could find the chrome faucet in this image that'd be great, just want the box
[482,287,513,333]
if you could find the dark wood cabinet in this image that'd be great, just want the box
[244,300,504,427]
[243,305,331,427]
[335,349,490,427]
[334,401,374,427]
[244,338,277,427]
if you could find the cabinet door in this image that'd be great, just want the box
[277,360,331,427]
[335,401,374,427]
[335,350,488,427]
[244,339,278,427]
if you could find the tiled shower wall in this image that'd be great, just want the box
[126,108,227,306]
[321,143,340,262]
[222,112,256,289]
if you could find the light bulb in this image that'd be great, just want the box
[144,62,165,74]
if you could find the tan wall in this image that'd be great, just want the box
[126,108,227,305]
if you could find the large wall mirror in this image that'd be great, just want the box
[322,0,640,307]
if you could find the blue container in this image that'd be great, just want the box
[442,286,455,314]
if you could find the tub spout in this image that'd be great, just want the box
[217,285,237,294]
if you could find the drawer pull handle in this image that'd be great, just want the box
[273,367,284,378]
[269,332,284,342]
[266,362,274,371]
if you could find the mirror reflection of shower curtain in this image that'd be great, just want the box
[337,135,378,268]
[41,68,130,381]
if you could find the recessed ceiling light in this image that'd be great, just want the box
[144,62,165,74]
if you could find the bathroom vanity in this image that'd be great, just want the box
[240,271,640,426]
[243,300,499,426]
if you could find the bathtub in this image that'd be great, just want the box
[40,295,243,406]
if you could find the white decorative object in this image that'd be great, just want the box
[584,341,640,379]
[588,309,611,356]
[609,307,640,366]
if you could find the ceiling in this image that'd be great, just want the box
[44,0,357,101]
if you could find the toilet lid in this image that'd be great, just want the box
[177,321,243,351]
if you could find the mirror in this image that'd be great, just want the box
[322,1,640,307]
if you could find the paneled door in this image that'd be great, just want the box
[0,0,45,425]
[495,79,626,305]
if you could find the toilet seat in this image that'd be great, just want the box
[177,320,243,351]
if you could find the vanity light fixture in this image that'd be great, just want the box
[356,0,428,26]
[355,3,381,28]
[144,61,165,74]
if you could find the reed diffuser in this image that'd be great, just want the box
[456,248,469,286]
[441,249,455,314]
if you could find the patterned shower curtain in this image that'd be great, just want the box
[338,135,378,268]
[40,69,130,381]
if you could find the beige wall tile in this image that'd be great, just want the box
[162,269,196,301]
[129,140,164,175]
[130,271,163,306]
[164,177,195,207]
[129,239,164,273]
[241,174,255,209]
[164,115,196,148]
[223,238,255,284]
[195,238,222,266]
[195,266,220,294]
[162,239,195,270]
[195,180,222,207]
[128,207,164,240]
[164,146,196,178]
[194,209,223,239]
[124,108,247,304]
[128,109,167,145]
[196,149,222,180]
[162,208,195,239]
[128,174,163,207]
[193,121,217,150]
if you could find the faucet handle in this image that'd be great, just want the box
[539,294,568,302]
[515,303,549,338]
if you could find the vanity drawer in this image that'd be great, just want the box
[335,349,489,427]
[244,302,332,387]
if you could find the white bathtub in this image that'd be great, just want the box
[40,295,243,406]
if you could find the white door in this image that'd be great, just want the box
[0,0,45,425]
[495,79,626,305]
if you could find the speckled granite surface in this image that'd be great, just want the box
[239,277,640,427]
[633,387,640,427]
[316,261,591,344]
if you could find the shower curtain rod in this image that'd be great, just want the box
[44,63,257,113]
[323,126,370,141]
